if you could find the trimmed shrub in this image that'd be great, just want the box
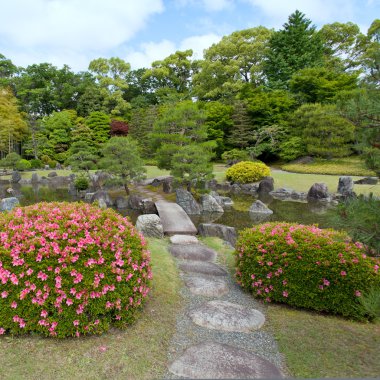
[0,202,152,338]
[225,161,270,184]
[221,149,249,165]
[74,175,90,191]
[15,159,32,171]
[30,159,43,169]
[235,222,380,320]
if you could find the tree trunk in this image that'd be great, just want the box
[124,182,130,195]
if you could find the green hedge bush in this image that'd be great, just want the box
[235,222,380,320]
[225,161,270,184]
[15,159,31,171]
[0,202,152,338]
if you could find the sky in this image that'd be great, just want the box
[0,0,379,72]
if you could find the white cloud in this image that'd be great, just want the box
[0,0,164,70]
[244,0,356,25]
[126,33,221,69]
[176,0,234,11]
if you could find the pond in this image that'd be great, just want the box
[3,184,337,232]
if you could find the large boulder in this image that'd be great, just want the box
[115,196,129,209]
[198,223,237,246]
[90,190,113,207]
[47,171,57,178]
[337,176,354,196]
[162,178,173,193]
[249,200,273,214]
[11,171,21,184]
[200,194,224,213]
[141,199,157,214]
[135,214,164,238]
[84,192,95,202]
[0,197,20,212]
[31,173,40,184]
[176,189,201,215]
[258,176,274,193]
[307,183,330,201]
[210,191,233,208]
[127,194,143,210]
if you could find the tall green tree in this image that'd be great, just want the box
[0,54,17,86]
[264,10,324,88]
[0,88,28,156]
[85,111,111,146]
[150,101,207,169]
[193,27,273,100]
[227,101,254,149]
[292,103,355,158]
[66,141,99,174]
[99,137,146,194]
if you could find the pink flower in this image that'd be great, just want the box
[11,301,17,308]
[1,291,8,298]
[323,278,330,286]
[0,328,5,335]
[99,345,107,352]
[340,271,347,276]
[73,320,79,326]
[41,310,48,318]
[267,261,273,266]
[282,291,288,297]
[355,290,362,297]
[282,280,287,286]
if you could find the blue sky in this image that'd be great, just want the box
[0,0,379,72]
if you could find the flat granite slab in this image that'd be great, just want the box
[169,244,217,262]
[155,200,197,236]
[169,341,283,379]
[179,260,228,277]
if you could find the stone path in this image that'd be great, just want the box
[165,235,285,379]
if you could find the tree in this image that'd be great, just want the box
[289,67,358,103]
[143,50,194,102]
[124,68,158,106]
[66,141,98,174]
[0,152,21,169]
[150,101,207,169]
[88,57,131,116]
[99,137,146,194]
[85,111,111,146]
[291,103,355,158]
[227,101,254,149]
[0,88,28,156]
[264,10,324,88]
[171,144,214,191]
[193,27,273,100]
[110,119,129,136]
[0,54,17,86]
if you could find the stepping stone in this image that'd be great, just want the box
[184,275,228,297]
[188,300,265,332]
[170,234,199,245]
[179,261,227,277]
[169,341,282,379]
[169,244,217,262]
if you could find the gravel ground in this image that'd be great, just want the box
[162,247,288,379]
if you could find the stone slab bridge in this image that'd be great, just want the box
[155,200,197,236]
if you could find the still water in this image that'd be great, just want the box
[4,185,337,231]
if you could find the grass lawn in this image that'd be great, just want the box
[201,237,380,379]
[0,238,181,380]
[282,156,376,176]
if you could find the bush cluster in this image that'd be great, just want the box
[225,161,270,183]
[235,222,380,320]
[0,202,152,338]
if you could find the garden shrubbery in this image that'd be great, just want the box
[0,202,152,338]
[235,222,380,320]
[225,161,270,184]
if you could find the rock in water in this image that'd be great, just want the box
[337,176,354,196]
[198,223,237,246]
[307,183,330,200]
[135,214,164,238]
[176,188,201,215]
[249,200,273,214]
[258,176,274,193]
[200,194,224,213]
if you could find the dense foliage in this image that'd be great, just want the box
[0,202,152,338]
[235,222,380,320]
[225,161,270,183]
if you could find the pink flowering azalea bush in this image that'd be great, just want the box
[235,222,380,320]
[0,202,152,338]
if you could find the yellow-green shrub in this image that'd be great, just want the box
[225,161,270,184]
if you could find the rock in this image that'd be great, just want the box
[269,187,293,200]
[84,192,95,202]
[0,197,20,212]
[240,183,259,195]
[176,188,201,215]
[258,176,274,193]
[200,194,224,213]
[31,173,40,184]
[168,341,282,379]
[135,214,164,238]
[55,163,62,170]
[11,171,21,184]
[127,194,143,210]
[162,178,173,193]
[141,199,157,214]
[292,155,314,164]
[68,183,77,196]
[249,200,273,214]
[97,198,107,209]
[354,177,378,185]
[179,260,228,277]
[206,179,218,191]
[90,171,112,189]
[338,176,354,195]
[90,190,113,207]
[47,171,57,178]
[216,181,232,192]
[169,244,217,261]
[184,276,228,297]
[211,192,234,208]
[189,300,265,332]
[230,183,241,194]
[48,176,71,187]
[115,196,129,209]
[170,235,199,245]
[198,223,237,246]
[307,183,330,200]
